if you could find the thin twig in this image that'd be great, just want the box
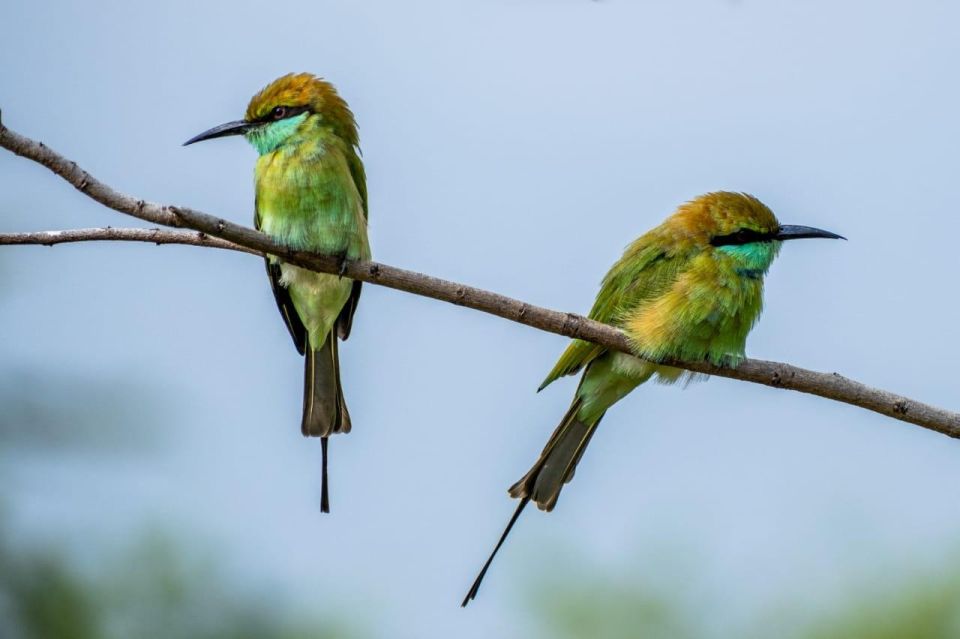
[2,118,958,438]
[0,226,258,254]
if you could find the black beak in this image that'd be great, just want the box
[775,224,846,241]
[183,120,254,146]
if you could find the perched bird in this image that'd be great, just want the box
[184,73,370,512]
[462,192,843,605]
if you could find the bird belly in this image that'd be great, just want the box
[612,350,698,386]
[260,211,367,258]
[279,263,352,349]
[626,266,763,368]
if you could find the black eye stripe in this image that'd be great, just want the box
[711,227,777,247]
[255,105,311,124]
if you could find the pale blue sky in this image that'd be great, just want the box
[2,0,959,636]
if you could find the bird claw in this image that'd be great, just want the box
[336,254,349,279]
[714,353,744,370]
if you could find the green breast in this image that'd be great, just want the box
[255,140,369,259]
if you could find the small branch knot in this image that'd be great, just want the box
[165,206,185,227]
[562,313,582,337]
[893,400,909,415]
[368,264,380,277]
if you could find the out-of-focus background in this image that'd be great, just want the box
[2,1,959,637]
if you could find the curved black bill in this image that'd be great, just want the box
[183,120,253,146]
[775,225,846,241]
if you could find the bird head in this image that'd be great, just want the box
[668,192,844,274]
[183,73,358,155]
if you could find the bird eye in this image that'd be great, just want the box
[271,106,287,120]
[736,229,751,241]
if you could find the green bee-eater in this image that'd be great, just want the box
[185,73,370,512]
[463,192,843,604]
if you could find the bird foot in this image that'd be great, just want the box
[714,353,744,369]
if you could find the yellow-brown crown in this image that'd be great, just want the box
[668,192,779,242]
[245,73,359,145]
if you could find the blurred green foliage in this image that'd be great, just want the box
[5,529,960,639]
[0,531,99,639]
[797,573,960,639]
[532,576,696,639]
[529,560,960,639]
[0,522,365,639]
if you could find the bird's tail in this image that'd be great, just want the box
[508,395,601,512]
[462,395,604,606]
[302,332,352,513]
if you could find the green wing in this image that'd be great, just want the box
[335,144,367,341]
[346,144,368,220]
[538,233,688,391]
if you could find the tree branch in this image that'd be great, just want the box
[2,117,958,439]
[0,226,258,255]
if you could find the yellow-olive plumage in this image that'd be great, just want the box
[463,192,843,604]
[185,73,369,512]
